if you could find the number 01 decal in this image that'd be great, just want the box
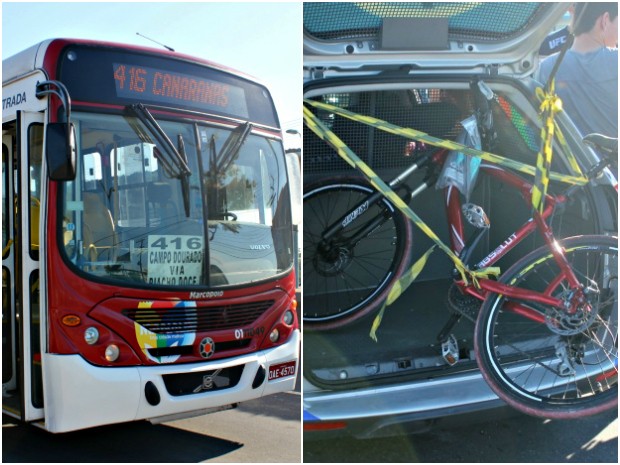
[147,235,203,285]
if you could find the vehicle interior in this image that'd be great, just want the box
[303,83,617,388]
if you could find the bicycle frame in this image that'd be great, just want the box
[446,163,586,321]
[317,149,588,324]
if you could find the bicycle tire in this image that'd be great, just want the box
[475,235,618,419]
[303,176,413,330]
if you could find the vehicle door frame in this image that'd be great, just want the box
[2,110,46,422]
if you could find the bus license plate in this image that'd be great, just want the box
[268,361,296,381]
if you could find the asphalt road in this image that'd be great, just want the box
[2,371,301,463]
[303,407,618,463]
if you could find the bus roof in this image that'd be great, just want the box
[2,40,50,84]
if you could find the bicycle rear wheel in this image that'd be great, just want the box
[303,176,413,329]
[475,235,618,418]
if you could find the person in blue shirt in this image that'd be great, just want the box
[537,3,617,139]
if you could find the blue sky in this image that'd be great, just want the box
[1,1,302,148]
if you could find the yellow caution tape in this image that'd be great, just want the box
[304,99,589,186]
[532,83,563,214]
[305,106,498,341]
[370,245,436,341]
[304,85,576,338]
[303,105,467,280]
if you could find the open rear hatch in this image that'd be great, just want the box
[303,2,616,389]
[304,2,570,77]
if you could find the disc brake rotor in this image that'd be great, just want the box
[545,287,601,336]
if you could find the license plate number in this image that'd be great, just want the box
[268,361,296,381]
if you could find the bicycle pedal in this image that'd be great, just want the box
[441,334,460,366]
[462,203,490,229]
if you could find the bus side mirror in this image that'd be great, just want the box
[46,122,76,181]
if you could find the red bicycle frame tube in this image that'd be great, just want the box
[444,165,554,267]
[447,163,585,322]
[445,185,466,255]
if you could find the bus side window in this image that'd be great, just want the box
[2,144,9,256]
[28,124,43,257]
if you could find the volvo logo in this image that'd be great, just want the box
[199,337,215,359]
[249,244,271,250]
[192,369,222,393]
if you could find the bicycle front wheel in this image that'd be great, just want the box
[303,176,413,329]
[475,235,618,418]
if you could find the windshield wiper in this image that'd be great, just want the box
[127,103,191,177]
[205,122,253,220]
[127,103,192,216]
[216,121,253,173]
[177,133,191,217]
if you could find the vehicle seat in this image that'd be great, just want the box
[82,192,117,262]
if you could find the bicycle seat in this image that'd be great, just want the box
[583,133,618,155]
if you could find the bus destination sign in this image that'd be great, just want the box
[113,63,249,118]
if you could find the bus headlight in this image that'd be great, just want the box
[283,310,294,326]
[84,327,99,345]
[105,345,120,362]
[269,328,280,343]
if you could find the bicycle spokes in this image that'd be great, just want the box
[476,236,617,418]
[303,179,413,325]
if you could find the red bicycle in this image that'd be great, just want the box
[303,134,617,418]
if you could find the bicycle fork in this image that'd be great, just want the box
[318,154,434,250]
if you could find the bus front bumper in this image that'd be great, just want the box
[41,329,299,433]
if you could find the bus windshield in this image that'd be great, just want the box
[60,111,293,288]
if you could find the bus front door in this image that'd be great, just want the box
[2,111,45,423]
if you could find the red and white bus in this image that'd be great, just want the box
[2,38,299,433]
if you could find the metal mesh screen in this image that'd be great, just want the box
[304,89,541,175]
[304,2,548,42]
[304,89,468,173]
